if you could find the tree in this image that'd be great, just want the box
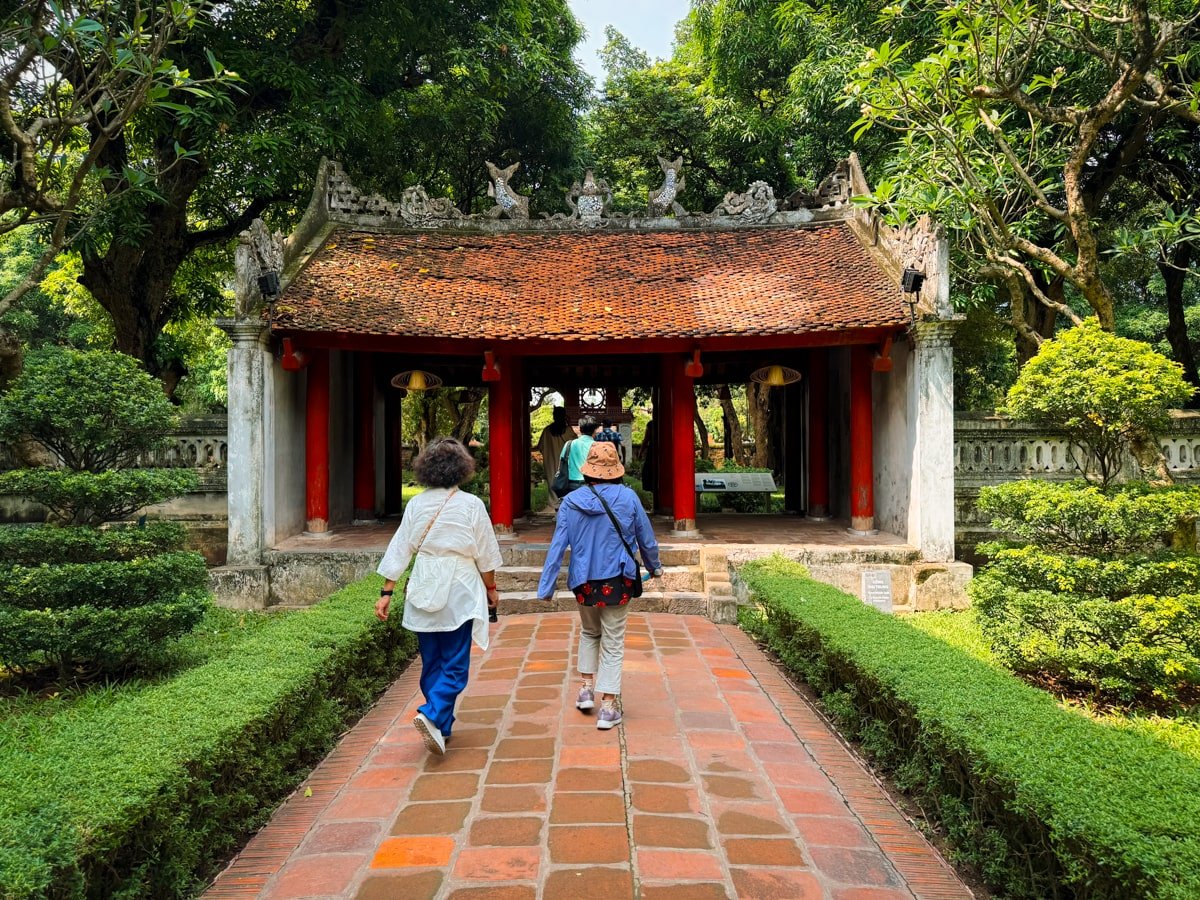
[0,0,226,377]
[850,0,1200,352]
[70,0,589,385]
[1000,319,1193,485]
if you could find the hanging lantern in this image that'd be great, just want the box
[391,370,442,392]
[750,364,801,388]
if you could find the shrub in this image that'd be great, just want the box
[739,560,1200,899]
[1000,320,1192,485]
[0,522,186,565]
[0,347,178,471]
[977,480,1200,556]
[0,576,417,898]
[0,468,198,526]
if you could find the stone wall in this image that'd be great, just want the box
[954,411,1200,558]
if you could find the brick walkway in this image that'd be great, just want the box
[207,614,972,900]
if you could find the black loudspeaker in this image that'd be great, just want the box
[900,267,925,293]
[258,271,281,297]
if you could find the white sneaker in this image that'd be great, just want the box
[413,712,446,755]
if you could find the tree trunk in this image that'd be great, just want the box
[718,384,748,465]
[1161,244,1200,403]
[746,381,771,468]
[694,407,709,460]
[443,388,484,443]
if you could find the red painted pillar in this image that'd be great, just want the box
[807,350,830,519]
[849,345,875,533]
[656,355,675,515]
[305,349,331,534]
[510,358,526,520]
[353,353,376,521]
[489,354,515,534]
[670,357,698,533]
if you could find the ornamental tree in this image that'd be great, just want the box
[1000,319,1193,485]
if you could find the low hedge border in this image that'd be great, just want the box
[0,574,415,899]
[737,557,1200,900]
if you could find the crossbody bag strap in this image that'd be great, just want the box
[586,484,642,575]
[413,487,457,557]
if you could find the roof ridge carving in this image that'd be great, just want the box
[323,157,855,233]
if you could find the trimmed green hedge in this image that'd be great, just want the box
[0,552,208,611]
[0,575,416,899]
[738,558,1200,900]
[0,523,187,565]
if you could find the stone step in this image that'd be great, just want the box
[708,582,735,597]
[500,544,702,568]
[498,590,710,617]
[496,565,704,593]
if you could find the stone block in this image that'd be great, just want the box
[909,561,973,611]
[210,565,269,610]
[265,551,377,606]
[666,593,708,616]
[708,596,738,625]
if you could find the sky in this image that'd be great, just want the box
[568,0,692,85]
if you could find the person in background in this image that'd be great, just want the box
[595,417,625,464]
[560,415,598,496]
[536,406,570,513]
[375,438,503,756]
[538,441,663,730]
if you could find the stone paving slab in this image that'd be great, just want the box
[207,613,972,899]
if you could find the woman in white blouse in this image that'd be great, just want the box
[375,438,503,755]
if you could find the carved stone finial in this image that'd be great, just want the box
[400,185,464,226]
[234,218,284,316]
[648,155,686,217]
[712,181,777,223]
[486,161,530,220]
[785,160,851,211]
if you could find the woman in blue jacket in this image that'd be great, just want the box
[538,441,663,729]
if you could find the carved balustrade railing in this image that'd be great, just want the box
[954,412,1200,527]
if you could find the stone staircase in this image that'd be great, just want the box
[496,543,734,620]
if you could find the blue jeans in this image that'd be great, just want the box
[416,620,473,738]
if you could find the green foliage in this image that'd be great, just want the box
[977,480,1200,557]
[0,468,198,527]
[0,347,178,471]
[1001,321,1193,484]
[739,560,1200,899]
[0,576,417,898]
[0,522,186,566]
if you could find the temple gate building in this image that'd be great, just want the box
[216,155,967,612]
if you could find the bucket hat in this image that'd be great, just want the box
[579,440,625,481]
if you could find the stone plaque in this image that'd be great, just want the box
[861,568,893,614]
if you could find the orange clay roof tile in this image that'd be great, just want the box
[272,225,907,340]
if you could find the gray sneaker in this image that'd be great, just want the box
[576,685,595,711]
[596,704,622,730]
[413,712,446,755]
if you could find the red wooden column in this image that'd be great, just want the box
[849,344,876,533]
[305,349,331,534]
[488,354,515,535]
[510,357,527,520]
[353,353,376,521]
[670,356,698,533]
[656,355,675,515]
[807,349,830,520]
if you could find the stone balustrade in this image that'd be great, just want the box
[133,415,228,491]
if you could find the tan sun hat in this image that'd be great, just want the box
[579,440,625,481]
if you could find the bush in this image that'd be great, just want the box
[739,559,1200,899]
[0,347,178,471]
[0,576,417,899]
[977,480,1200,556]
[1000,320,1192,485]
[0,522,186,565]
[0,468,198,527]
[0,552,210,675]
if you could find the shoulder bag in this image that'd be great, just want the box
[586,484,644,600]
[404,488,458,613]
[551,439,574,498]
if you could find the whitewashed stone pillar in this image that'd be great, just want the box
[910,320,958,561]
[218,317,270,566]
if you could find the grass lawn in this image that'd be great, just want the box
[909,607,1200,763]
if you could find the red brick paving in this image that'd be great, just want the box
[206,613,972,899]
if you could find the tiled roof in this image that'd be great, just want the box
[273,225,907,341]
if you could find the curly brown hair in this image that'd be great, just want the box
[413,437,476,488]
